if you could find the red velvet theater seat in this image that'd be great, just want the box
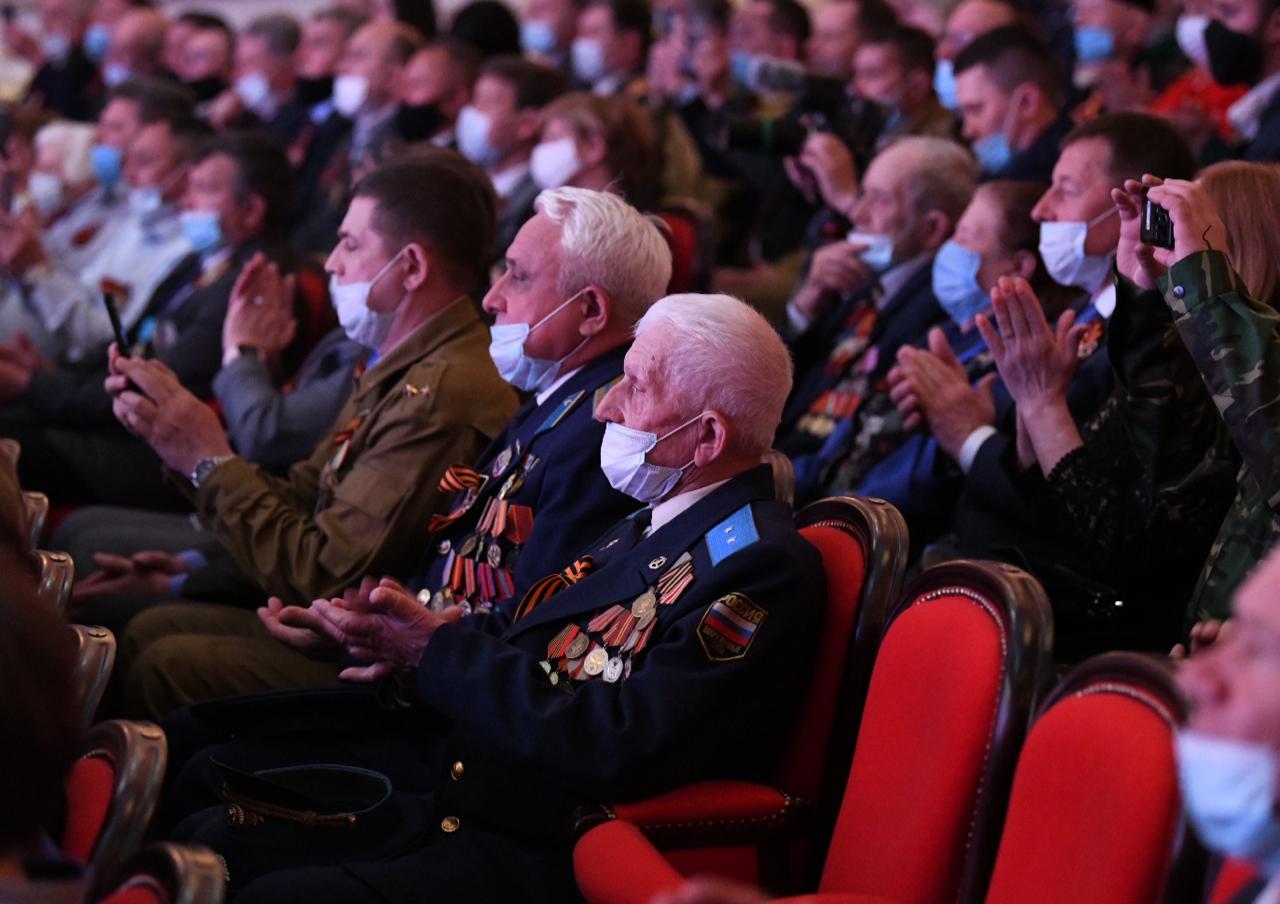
[982,652,1195,904]
[93,842,226,904]
[61,720,168,877]
[575,559,1053,904]
[575,496,909,900]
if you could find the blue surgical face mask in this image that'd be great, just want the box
[180,209,224,254]
[972,95,1019,175]
[571,37,607,84]
[84,23,111,62]
[1074,26,1115,63]
[521,20,558,54]
[973,131,1013,174]
[932,240,991,327]
[934,58,958,110]
[90,143,123,190]
[1177,730,1280,877]
[488,289,590,391]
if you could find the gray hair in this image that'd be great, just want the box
[535,187,672,329]
[635,293,793,455]
[34,121,95,188]
[882,135,979,228]
[246,13,302,58]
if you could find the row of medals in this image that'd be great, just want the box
[540,551,695,687]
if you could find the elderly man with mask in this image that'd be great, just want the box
[777,136,976,479]
[116,187,671,719]
[77,151,516,646]
[159,290,823,904]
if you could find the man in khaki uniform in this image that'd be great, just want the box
[84,151,518,711]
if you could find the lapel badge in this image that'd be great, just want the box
[648,556,668,571]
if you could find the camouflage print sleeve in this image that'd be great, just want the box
[1161,250,1280,510]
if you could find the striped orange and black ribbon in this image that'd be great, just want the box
[513,555,595,621]
[439,464,483,493]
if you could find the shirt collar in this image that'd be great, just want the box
[1229,70,1280,142]
[1092,281,1117,319]
[491,162,531,200]
[647,478,731,536]
[877,253,931,308]
[535,365,582,406]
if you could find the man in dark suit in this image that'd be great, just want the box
[18,0,102,121]
[163,291,824,904]
[775,136,978,487]
[116,187,674,718]
[0,132,295,510]
[207,14,313,149]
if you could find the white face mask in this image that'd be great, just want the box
[846,231,895,273]
[329,249,405,349]
[1038,206,1117,292]
[27,171,64,215]
[488,290,588,391]
[571,37,607,84]
[103,62,131,87]
[234,72,273,115]
[332,74,369,118]
[128,186,163,216]
[1176,15,1211,71]
[599,414,701,503]
[530,136,582,190]
[1177,730,1280,876]
[457,105,501,168]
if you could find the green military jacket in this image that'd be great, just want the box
[1160,251,1280,621]
[191,297,519,605]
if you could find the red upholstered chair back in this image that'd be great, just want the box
[61,721,167,876]
[983,653,1193,904]
[784,497,908,805]
[818,560,1052,904]
[654,199,714,293]
[92,843,226,904]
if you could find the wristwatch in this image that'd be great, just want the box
[190,454,236,489]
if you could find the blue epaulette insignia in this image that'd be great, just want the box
[705,504,760,566]
[535,390,585,436]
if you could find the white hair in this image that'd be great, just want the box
[535,187,673,328]
[636,293,793,454]
[34,121,95,189]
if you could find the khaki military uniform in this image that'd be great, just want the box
[120,298,518,719]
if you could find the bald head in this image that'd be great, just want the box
[938,0,1020,59]
[105,8,168,78]
[340,19,425,108]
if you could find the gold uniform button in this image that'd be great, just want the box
[450,761,465,781]
[441,816,461,833]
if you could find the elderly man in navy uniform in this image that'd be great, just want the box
[170,292,825,903]
[118,186,672,719]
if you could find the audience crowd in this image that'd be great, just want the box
[1,0,1280,898]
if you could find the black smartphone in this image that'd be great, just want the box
[100,283,129,355]
[1141,198,1174,250]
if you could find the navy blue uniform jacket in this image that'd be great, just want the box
[411,344,640,606]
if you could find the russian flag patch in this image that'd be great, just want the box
[697,593,767,661]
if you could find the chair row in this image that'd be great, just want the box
[573,494,1198,904]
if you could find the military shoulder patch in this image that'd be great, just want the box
[697,593,766,661]
[705,505,760,566]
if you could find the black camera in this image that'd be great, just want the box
[1141,198,1174,249]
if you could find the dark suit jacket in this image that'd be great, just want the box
[414,345,640,605]
[993,113,1072,184]
[330,466,825,903]
[1245,88,1280,163]
[779,260,945,457]
[492,173,540,267]
[25,46,101,121]
[21,240,270,426]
